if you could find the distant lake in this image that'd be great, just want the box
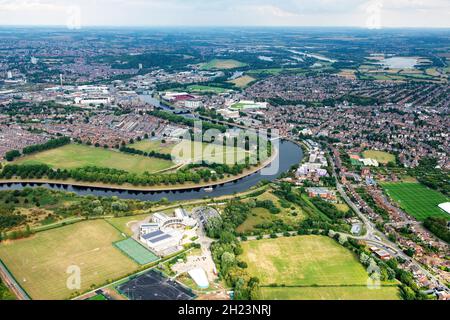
[258,56,273,62]
[379,57,418,69]
[289,50,337,63]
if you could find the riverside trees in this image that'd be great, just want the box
[0,162,250,187]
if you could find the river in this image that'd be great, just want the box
[0,140,303,201]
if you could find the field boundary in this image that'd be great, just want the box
[260,284,399,288]
[72,247,193,300]
[0,258,31,300]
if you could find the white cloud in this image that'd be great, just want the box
[0,0,448,27]
[0,0,63,11]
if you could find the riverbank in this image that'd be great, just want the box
[0,146,278,193]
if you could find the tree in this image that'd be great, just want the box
[221,252,236,273]
[93,206,104,215]
[360,252,370,265]
[5,150,21,161]
[400,285,417,300]
[338,234,348,245]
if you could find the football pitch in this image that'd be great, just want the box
[131,139,254,165]
[241,236,399,300]
[0,220,139,300]
[381,182,449,220]
[113,238,159,265]
[362,150,395,164]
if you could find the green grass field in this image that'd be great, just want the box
[362,150,395,164]
[0,220,138,300]
[131,139,255,165]
[381,183,449,220]
[15,144,174,174]
[241,236,399,300]
[113,238,159,265]
[106,213,151,236]
[186,85,229,94]
[228,75,256,88]
[200,59,247,70]
[260,286,399,300]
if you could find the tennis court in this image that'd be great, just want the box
[114,238,160,265]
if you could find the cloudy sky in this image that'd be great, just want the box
[0,0,449,28]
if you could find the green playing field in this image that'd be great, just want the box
[113,238,159,265]
[241,235,399,300]
[15,144,174,174]
[381,182,449,220]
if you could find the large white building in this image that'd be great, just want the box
[139,209,197,255]
[140,229,183,254]
[74,96,111,106]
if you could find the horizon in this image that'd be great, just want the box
[1,25,450,31]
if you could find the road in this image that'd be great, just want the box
[0,260,30,300]
[328,151,449,292]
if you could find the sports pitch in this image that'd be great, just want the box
[131,139,254,165]
[186,85,228,94]
[362,150,395,164]
[381,182,449,220]
[228,75,256,88]
[15,144,174,174]
[114,238,159,265]
[0,220,139,300]
[241,235,399,300]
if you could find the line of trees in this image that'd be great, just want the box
[412,157,449,196]
[206,201,260,300]
[148,110,228,133]
[22,137,71,155]
[4,150,21,162]
[310,197,353,220]
[0,162,250,187]
[327,232,427,300]
[186,161,250,176]
[119,146,172,161]
[4,137,71,162]
[423,217,450,243]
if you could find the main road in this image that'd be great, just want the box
[327,151,449,292]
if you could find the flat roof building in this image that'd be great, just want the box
[438,202,450,215]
